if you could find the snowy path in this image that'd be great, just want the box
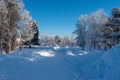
[0,47,76,80]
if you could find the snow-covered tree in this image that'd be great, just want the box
[73,15,89,50]
[88,9,108,50]
[0,0,8,53]
[21,10,36,47]
[0,0,40,53]
[74,9,108,50]
[0,0,23,53]
[39,34,75,47]
[105,8,120,48]
[31,21,39,45]
[61,35,76,47]
[40,34,55,47]
[6,0,23,52]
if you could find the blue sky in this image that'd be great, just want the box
[23,0,120,36]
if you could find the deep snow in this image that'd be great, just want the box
[0,45,120,80]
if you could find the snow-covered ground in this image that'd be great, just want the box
[0,45,120,80]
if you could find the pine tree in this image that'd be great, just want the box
[105,8,120,47]
[31,21,39,45]
[54,35,61,46]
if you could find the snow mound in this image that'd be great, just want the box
[65,44,120,80]
[25,57,36,62]
[53,46,60,50]
[67,50,76,56]
[78,51,88,55]
[53,45,60,50]
[35,50,55,57]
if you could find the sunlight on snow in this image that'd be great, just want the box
[79,51,88,55]
[67,50,76,56]
[35,51,55,57]
[52,44,60,50]
[26,58,35,62]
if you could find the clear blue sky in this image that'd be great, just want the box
[23,0,120,36]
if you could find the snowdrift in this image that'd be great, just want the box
[65,44,120,80]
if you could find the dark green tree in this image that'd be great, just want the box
[105,8,120,48]
[31,21,39,45]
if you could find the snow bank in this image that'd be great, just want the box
[65,44,120,80]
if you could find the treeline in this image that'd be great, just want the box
[39,34,76,47]
[0,0,39,54]
[74,8,120,50]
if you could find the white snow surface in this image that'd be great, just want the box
[35,50,55,57]
[0,44,120,80]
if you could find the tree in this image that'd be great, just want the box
[40,34,56,47]
[0,0,23,53]
[0,0,8,53]
[105,8,120,48]
[31,21,39,45]
[6,0,23,52]
[61,35,75,47]
[21,10,35,47]
[73,15,88,50]
[54,35,61,46]
[88,9,108,50]
[74,9,108,50]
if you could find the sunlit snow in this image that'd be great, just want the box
[35,51,55,57]
[67,50,76,56]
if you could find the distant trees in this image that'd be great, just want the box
[62,35,75,46]
[54,35,61,46]
[39,34,75,47]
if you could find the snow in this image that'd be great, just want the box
[0,44,120,80]
[78,51,89,55]
[53,46,60,50]
[67,50,76,56]
[35,50,55,57]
